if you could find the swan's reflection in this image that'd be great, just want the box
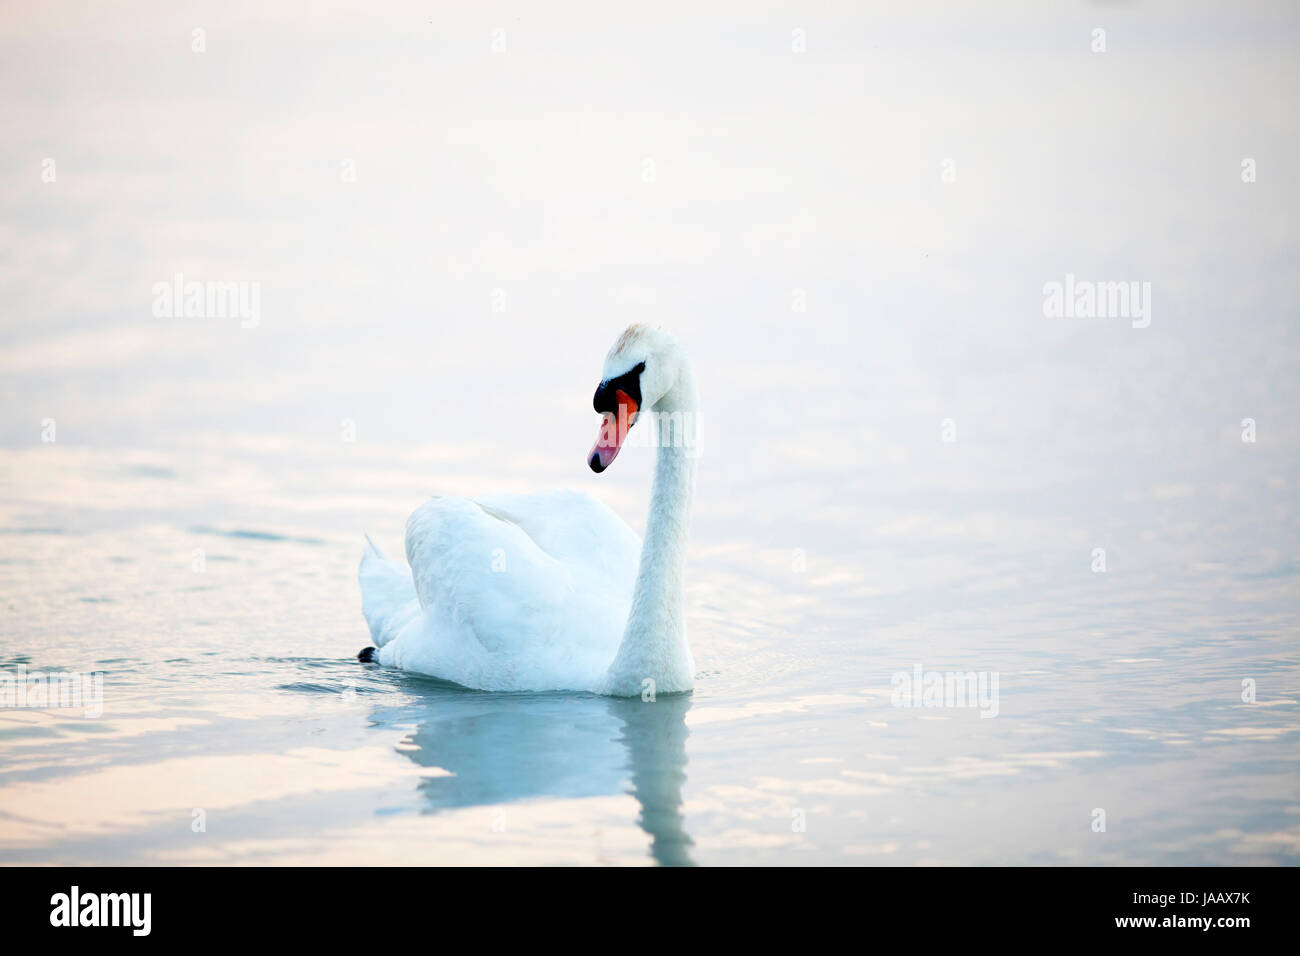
[606,695,693,867]
[372,682,694,866]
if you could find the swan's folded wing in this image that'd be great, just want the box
[473,490,641,588]
[404,496,576,656]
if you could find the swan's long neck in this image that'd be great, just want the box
[602,364,697,696]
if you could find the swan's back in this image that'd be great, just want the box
[360,490,640,692]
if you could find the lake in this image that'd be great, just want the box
[1,1,1297,865]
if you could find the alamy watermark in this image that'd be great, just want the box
[152,273,260,328]
[891,664,999,718]
[1,664,104,718]
[50,886,150,936]
[595,406,703,458]
[1042,273,1151,328]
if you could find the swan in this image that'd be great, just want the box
[357,324,697,697]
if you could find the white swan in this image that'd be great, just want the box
[357,324,697,697]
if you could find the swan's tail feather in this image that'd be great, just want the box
[359,536,419,651]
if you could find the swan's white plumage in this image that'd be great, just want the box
[359,324,697,697]
[362,491,641,692]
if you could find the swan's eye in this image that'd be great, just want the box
[593,362,644,416]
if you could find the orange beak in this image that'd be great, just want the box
[589,390,639,472]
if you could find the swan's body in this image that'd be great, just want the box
[360,491,640,691]
[358,325,697,696]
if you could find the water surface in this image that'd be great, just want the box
[1,0,1298,864]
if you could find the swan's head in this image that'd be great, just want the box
[588,324,684,473]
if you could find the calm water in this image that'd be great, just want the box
[1,1,1298,864]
